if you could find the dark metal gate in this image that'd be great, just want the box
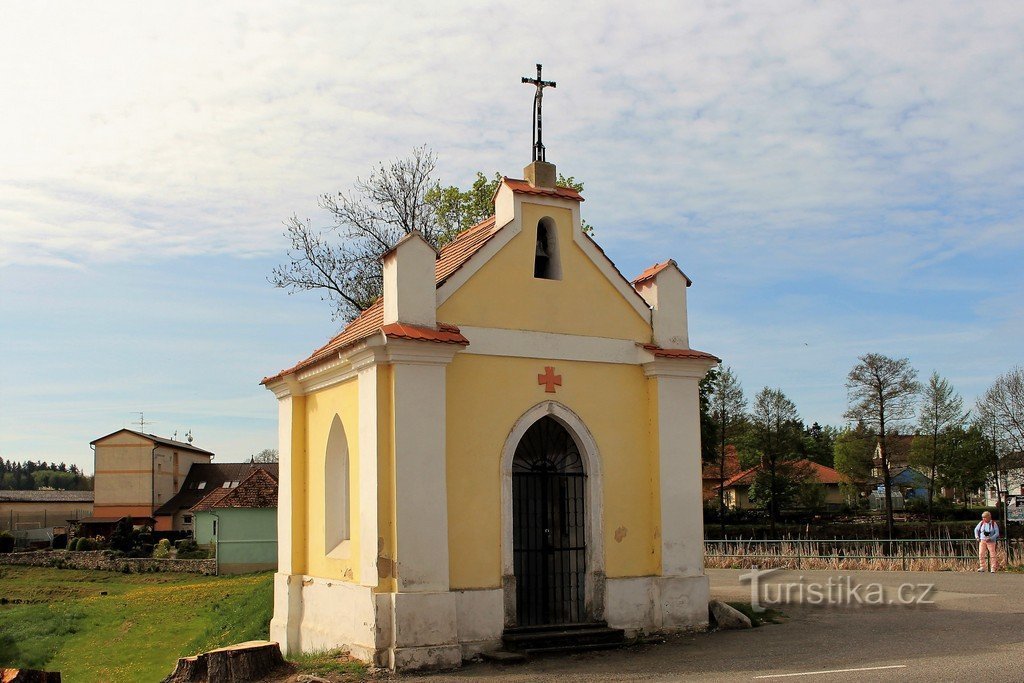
[512,416,586,626]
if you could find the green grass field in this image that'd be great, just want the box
[0,565,274,682]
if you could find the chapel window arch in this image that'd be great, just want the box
[324,414,350,552]
[533,217,562,280]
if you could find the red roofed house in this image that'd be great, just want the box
[262,145,719,670]
[702,445,742,502]
[192,467,279,574]
[722,459,848,511]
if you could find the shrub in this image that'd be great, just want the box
[77,538,97,551]
[0,531,14,553]
[153,538,172,559]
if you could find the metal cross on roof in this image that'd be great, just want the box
[522,64,556,162]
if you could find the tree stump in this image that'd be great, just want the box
[163,641,286,683]
[1,670,61,683]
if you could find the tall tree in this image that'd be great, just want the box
[844,353,921,539]
[834,422,877,505]
[271,146,444,321]
[709,367,747,532]
[801,422,838,467]
[938,424,990,508]
[977,366,1024,454]
[271,148,589,322]
[747,387,804,533]
[911,372,966,532]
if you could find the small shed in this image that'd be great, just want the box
[192,468,278,574]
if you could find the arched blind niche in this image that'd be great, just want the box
[324,414,351,553]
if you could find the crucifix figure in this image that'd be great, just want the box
[522,64,556,162]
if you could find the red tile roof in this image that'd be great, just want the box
[191,467,278,511]
[632,259,692,287]
[702,445,742,481]
[380,322,469,344]
[723,459,845,488]
[641,344,720,362]
[502,178,584,202]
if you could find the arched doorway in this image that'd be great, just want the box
[512,415,586,626]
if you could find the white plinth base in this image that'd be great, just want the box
[605,574,710,635]
[273,572,708,670]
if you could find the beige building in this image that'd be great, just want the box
[90,429,214,530]
[0,490,94,532]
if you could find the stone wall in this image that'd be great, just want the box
[0,550,217,575]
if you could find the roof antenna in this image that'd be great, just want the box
[186,429,194,444]
[132,412,155,434]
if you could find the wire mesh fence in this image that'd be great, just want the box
[705,537,1023,571]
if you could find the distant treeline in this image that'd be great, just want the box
[0,458,93,491]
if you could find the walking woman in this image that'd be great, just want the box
[975,510,1000,572]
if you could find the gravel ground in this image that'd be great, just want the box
[401,568,1024,682]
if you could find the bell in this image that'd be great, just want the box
[535,241,549,259]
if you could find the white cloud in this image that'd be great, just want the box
[1,1,1021,280]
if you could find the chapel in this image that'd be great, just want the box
[261,69,719,671]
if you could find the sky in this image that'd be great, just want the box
[1,1,1022,473]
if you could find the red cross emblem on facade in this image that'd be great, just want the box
[538,366,562,393]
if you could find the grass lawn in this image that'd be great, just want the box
[0,565,274,682]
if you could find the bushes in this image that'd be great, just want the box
[0,531,14,553]
[76,538,97,551]
[175,538,210,560]
[153,538,172,559]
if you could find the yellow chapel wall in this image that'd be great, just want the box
[445,353,661,590]
[438,202,651,342]
[302,378,361,582]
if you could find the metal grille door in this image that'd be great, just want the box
[512,416,586,626]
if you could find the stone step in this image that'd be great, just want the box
[518,641,628,657]
[502,622,626,652]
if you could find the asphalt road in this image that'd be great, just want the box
[404,569,1024,682]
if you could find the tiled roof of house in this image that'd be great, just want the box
[723,459,845,488]
[90,428,215,456]
[154,462,278,516]
[631,259,692,287]
[0,490,94,503]
[192,467,278,511]
[702,445,741,481]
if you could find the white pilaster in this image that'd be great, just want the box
[266,377,304,654]
[644,360,715,577]
[354,351,381,586]
[387,341,459,591]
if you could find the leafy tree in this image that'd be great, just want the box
[271,147,589,322]
[745,387,804,533]
[251,448,279,464]
[708,367,747,531]
[109,518,134,553]
[938,424,990,507]
[834,422,876,505]
[844,353,921,539]
[910,372,966,531]
[800,422,838,467]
